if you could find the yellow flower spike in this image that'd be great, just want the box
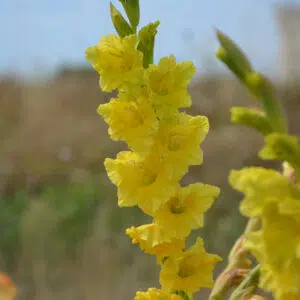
[134,288,183,300]
[245,205,300,300]
[229,167,300,218]
[146,55,196,111]
[152,183,220,239]
[85,34,144,92]
[97,94,158,154]
[160,237,222,296]
[126,224,185,262]
[104,151,178,214]
[151,113,209,179]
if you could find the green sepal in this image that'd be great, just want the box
[118,0,140,32]
[231,107,273,135]
[137,21,160,68]
[229,265,260,300]
[172,290,189,300]
[229,286,255,300]
[259,133,300,176]
[216,30,253,81]
[110,2,133,38]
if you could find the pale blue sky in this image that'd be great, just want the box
[2,0,300,78]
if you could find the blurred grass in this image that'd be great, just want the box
[0,69,299,299]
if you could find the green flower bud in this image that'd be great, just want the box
[216,30,253,80]
[137,21,160,68]
[231,107,272,136]
[259,133,300,173]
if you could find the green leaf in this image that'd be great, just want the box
[110,2,133,37]
[118,0,140,32]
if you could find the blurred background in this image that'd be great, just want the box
[1,0,300,299]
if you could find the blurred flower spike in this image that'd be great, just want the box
[216,29,300,300]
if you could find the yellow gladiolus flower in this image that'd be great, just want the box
[104,151,177,214]
[98,94,158,154]
[126,224,185,262]
[245,205,300,300]
[151,113,209,179]
[160,238,221,296]
[152,183,219,239]
[85,34,144,92]
[229,167,300,218]
[134,288,183,300]
[147,55,196,111]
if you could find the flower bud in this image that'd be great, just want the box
[231,106,272,135]
[137,21,160,67]
[216,30,253,80]
[259,133,300,169]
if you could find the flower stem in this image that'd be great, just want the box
[229,264,260,300]
[209,218,259,300]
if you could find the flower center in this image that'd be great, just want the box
[141,168,157,186]
[168,134,182,151]
[169,197,186,214]
[178,257,196,278]
[149,71,172,96]
[124,103,144,126]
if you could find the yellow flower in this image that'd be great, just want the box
[104,151,177,214]
[151,113,209,180]
[146,55,196,112]
[229,167,300,218]
[152,183,219,239]
[134,288,183,300]
[245,205,300,300]
[98,92,158,154]
[85,34,144,92]
[126,224,185,262]
[160,237,221,296]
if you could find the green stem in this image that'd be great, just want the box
[229,264,260,300]
[209,218,260,300]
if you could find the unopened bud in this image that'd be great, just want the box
[216,30,253,80]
